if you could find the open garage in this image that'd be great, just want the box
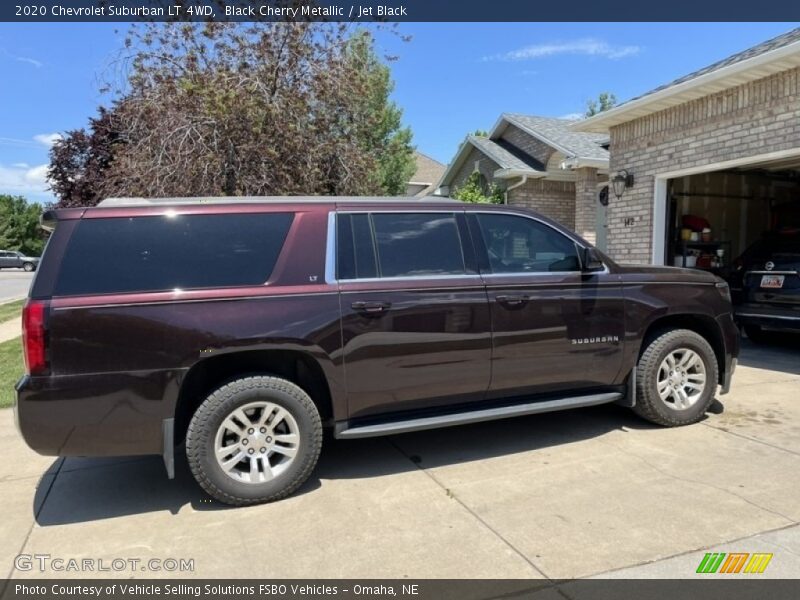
[663,155,800,273]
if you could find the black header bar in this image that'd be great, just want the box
[3,0,800,22]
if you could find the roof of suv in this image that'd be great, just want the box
[42,196,476,229]
[96,196,463,207]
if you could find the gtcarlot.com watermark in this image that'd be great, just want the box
[14,553,195,573]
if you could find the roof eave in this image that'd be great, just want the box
[436,137,480,189]
[560,157,610,170]
[573,39,800,133]
[493,168,547,180]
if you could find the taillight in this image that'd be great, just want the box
[22,300,48,375]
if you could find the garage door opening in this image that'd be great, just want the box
[661,159,800,283]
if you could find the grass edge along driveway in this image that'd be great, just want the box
[0,336,22,408]
[0,299,24,323]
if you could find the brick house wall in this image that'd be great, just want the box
[507,179,576,229]
[608,67,800,264]
[573,167,598,243]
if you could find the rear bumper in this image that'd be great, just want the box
[15,370,181,457]
[735,303,800,331]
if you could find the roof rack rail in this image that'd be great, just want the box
[96,195,461,208]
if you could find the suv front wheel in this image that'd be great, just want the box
[634,329,718,427]
[186,376,322,506]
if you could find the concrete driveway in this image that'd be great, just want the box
[2,339,800,580]
[0,271,33,304]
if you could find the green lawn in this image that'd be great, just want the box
[0,337,23,408]
[0,299,24,323]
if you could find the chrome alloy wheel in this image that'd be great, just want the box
[214,401,300,484]
[656,348,707,410]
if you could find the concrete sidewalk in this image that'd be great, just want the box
[2,338,800,580]
[0,318,21,344]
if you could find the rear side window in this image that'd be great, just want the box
[337,212,467,279]
[54,213,293,296]
[372,213,466,277]
[336,214,378,280]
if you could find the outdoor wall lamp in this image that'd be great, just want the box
[612,169,634,199]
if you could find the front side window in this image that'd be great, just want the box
[476,213,581,274]
[336,212,467,279]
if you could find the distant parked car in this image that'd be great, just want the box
[0,250,39,272]
[734,229,800,342]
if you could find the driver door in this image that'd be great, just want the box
[468,211,625,399]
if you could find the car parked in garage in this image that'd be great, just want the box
[734,228,800,341]
[0,250,39,271]
[15,197,739,506]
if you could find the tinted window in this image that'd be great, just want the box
[476,214,580,273]
[336,214,378,280]
[55,213,293,296]
[372,213,466,278]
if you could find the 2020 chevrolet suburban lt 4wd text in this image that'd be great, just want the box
[15,197,739,505]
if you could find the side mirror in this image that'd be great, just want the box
[582,247,605,272]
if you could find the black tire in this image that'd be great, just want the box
[186,376,322,506]
[744,324,769,344]
[22,262,35,272]
[633,329,719,427]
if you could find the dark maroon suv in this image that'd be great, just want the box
[15,197,739,505]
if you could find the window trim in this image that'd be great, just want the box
[330,210,480,283]
[327,208,609,284]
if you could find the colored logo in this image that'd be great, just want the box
[696,552,773,574]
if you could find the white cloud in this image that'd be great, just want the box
[15,55,42,68]
[559,112,585,121]
[33,133,62,147]
[485,38,641,62]
[0,48,43,68]
[0,162,52,199]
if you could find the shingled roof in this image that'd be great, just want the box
[628,27,800,105]
[574,27,800,132]
[500,114,609,162]
[468,135,546,171]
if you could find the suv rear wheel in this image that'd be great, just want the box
[186,376,322,506]
[633,329,718,427]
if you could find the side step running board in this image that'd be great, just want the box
[335,392,623,439]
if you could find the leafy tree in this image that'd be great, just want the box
[472,129,489,137]
[0,195,46,256]
[48,107,121,208]
[451,171,504,204]
[49,23,415,205]
[345,31,415,195]
[585,92,618,117]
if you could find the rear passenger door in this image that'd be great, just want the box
[0,252,14,268]
[336,210,492,420]
[469,211,625,399]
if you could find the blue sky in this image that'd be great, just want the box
[0,22,797,204]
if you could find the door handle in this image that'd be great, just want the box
[351,301,392,314]
[496,294,529,306]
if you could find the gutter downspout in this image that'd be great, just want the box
[504,175,528,204]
